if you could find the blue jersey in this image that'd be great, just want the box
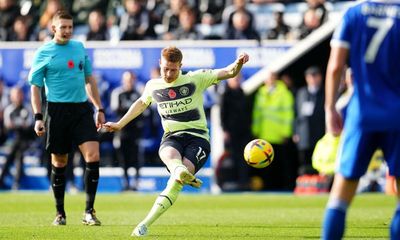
[331,0,400,131]
[28,40,92,102]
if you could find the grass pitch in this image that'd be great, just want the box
[0,192,394,239]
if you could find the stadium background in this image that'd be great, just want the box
[0,0,353,193]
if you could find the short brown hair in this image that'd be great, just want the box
[161,46,183,63]
[53,10,73,23]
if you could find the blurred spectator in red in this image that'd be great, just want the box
[225,9,260,40]
[119,0,155,40]
[0,0,21,41]
[86,9,109,41]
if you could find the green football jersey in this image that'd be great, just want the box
[141,69,220,141]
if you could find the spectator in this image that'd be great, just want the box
[220,74,252,191]
[221,0,254,30]
[252,71,295,190]
[293,66,325,176]
[0,87,34,190]
[33,0,64,41]
[161,0,187,34]
[110,71,144,190]
[0,0,21,41]
[7,16,32,41]
[306,0,328,24]
[86,9,109,41]
[70,0,109,27]
[198,0,227,24]
[0,79,9,146]
[225,9,260,40]
[168,6,203,40]
[297,0,327,40]
[119,0,155,40]
[266,11,291,40]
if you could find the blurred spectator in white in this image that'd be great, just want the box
[225,9,260,40]
[161,0,188,34]
[110,71,144,191]
[221,0,254,30]
[0,0,21,41]
[0,87,34,190]
[6,16,33,41]
[86,9,109,41]
[265,10,292,40]
[166,6,203,40]
[119,0,155,40]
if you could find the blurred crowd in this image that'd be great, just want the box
[0,0,350,42]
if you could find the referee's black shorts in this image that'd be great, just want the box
[45,101,98,154]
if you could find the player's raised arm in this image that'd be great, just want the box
[216,53,249,80]
[103,98,148,132]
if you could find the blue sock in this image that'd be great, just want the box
[390,204,400,240]
[322,198,348,240]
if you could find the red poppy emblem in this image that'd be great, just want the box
[68,60,74,69]
[168,89,176,99]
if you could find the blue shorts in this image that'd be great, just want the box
[337,127,400,179]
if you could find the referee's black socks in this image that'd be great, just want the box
[51,165,66,216]
[84,161,99,212]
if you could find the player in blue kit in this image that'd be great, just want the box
[28,11,105,226]
[322,1,400,239]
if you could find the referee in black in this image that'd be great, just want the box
[28,11,105,226]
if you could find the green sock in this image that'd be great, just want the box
[140,177,183,227]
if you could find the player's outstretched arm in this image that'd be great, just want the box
[103,98,148,132]
[216,53,249,80]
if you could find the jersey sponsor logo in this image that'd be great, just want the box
[68,60,74,69]
[152,83,196,102]
[158,98,192,109]
[161,109,200,122]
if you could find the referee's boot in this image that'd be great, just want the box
[82,208,101,226]
[52,213,66,226]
